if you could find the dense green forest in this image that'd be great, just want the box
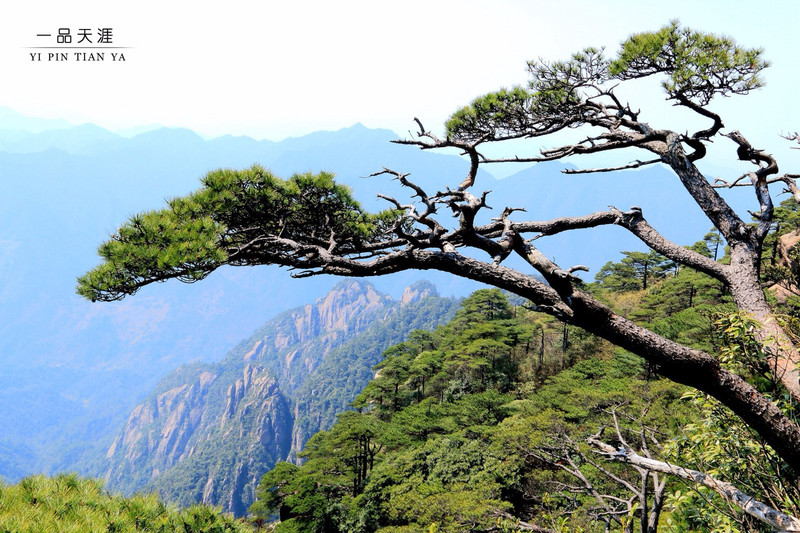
[250,199,800,533]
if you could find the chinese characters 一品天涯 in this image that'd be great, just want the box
[35,28,114,45]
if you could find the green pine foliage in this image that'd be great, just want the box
[0,474,253,533]
[77,167,400,302]
[610,20,768,105]
[445,21,767,143]
[595,250,674,292]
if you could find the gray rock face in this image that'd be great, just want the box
[102,279,457,515]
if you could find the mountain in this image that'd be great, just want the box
[0,116,486,481]
[100,280,458,515]
[0,107,758,483]
[0,106,73,133]
[0,123,125,155]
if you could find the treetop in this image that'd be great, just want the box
[446,21,768,143]
[610,20,768,105]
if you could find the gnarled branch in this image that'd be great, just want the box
[588,437,800,532]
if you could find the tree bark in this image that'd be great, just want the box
[588,437,800,532]
[660,134,800,404]
[728,241,800,400]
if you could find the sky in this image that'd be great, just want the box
[0,0,798,166]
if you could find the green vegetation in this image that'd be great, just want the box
[252,288,581,532]
[288,288,460,457]
[252,225,800,532]
[248,291,637,531]
[595,251,674,292]
[15,244,800,531]
[0,473,252,533]
[76,168,398,303]
[100,281,458,517]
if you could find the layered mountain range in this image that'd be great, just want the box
[0,108,483,480]
[100,280,458,515]
[0,106,753,487]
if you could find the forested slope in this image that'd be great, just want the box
[253,207,800,532]
[100,280,459,515]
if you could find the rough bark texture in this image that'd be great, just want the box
[588,437,800,532]
[661,141,800,403]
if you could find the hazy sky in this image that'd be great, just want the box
[1,0,798,159]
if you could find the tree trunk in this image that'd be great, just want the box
[659,139,800,404]
[728,242,800,402]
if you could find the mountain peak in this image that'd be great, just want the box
[400,280,438,305]
[316,280,391,331]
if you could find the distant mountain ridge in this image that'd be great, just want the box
[0,111,486,482]
[100,280,458,515]
[0,106,756,485]
[0,106,74,133]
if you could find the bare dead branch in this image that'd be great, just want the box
[782,131,800,147]
[608,206,729,282]
[563,158,661,174]
[374,193,411,212]
[480,130,661,165]
[781,174,800,202]
[724,131,777,242]
[393,119,485,190]
[712,174,751,189]
[588,437,800,532]
[566,265,590,274]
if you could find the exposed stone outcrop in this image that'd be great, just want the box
[769,230,800,303]
[104,369,218,487]
[400,280,438,305]
[231,280,394,396]
[102,279,454,515]
[778,230,800,272]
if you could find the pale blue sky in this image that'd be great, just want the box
[1,0,798,170]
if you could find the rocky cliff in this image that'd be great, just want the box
[101,279,457,514]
